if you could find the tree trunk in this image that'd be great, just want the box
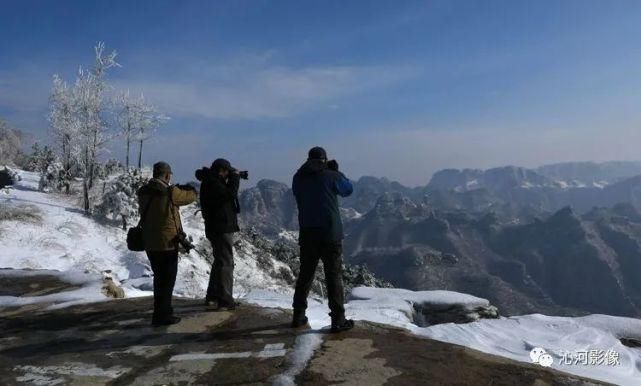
[88,158,95,190]
[125,122,131,169]
[83,178,90,214]
[83,146,91,213]
[88,130,97,189]
[126,135,130,169]
[62,137,70,194]
[138,138,143,170]
[62,138,67,171]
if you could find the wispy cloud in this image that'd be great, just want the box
[0,51,417,131]
[115,59,417,120]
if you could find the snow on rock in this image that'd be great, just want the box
[244,287,641,386]
[0,269,110,309]
[14,363,129,385]
[362,289,641,386]
[421,313,641,386]
[349,287,498,326]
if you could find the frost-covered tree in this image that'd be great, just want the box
[115,91,167,170]
[0,119,23,166]
[95,168,148,229]
[133,94,168,169]
[69,42,120,213]
[104,158,124,176]
[48,75,77,193]
[93,158,124,181]
[23,143,59,192]
[39,161,67,193]
[115,91,136,169]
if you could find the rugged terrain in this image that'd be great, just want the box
[346,196,641,317]
[0,273,609,386]
[236,162,641,317]
[3,165,641,385]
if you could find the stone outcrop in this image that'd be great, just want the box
[413,302,499,326]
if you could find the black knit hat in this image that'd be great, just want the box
[308,146,327,160]
[153,161,172,177]
[211,158,232,172]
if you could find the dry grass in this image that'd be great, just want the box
[0,204,43,224]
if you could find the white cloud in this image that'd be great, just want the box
[0,52,416,132]
[114,63,416,120]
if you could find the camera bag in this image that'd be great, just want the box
[126,196,153,251]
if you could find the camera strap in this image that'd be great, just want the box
[167,186,184,234]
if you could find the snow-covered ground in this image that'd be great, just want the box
[0,170,292,301]
[2,169,641,385]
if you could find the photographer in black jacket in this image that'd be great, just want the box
[291,147,355,333]
[195,158,247,311]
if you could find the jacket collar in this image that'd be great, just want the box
[297,159,327,176]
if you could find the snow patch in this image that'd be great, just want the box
[245,288,641,386]
[14,363,129,384]
[0,169,293,303]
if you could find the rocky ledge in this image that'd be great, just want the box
[0,275,608,385]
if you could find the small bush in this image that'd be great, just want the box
[0,204,43,224]
[95,169,148,229]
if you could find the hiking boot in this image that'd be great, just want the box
[204,298,218,308]
[151,316,181,327]
[215,301,236,312]
[291,311,309,328]
[330,318,354,333]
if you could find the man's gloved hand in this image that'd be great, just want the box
[229,168,249,180]
[327,159,339,171]
[175,183,196,191]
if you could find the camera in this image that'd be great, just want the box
[238,170,249,180]
[176,231,195,253]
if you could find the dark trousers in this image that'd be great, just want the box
[292,231,346,319]
[146,249,179,321]
[206,233,235,305]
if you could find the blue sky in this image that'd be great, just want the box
[2,0,641,185]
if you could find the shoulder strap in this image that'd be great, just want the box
[167,186,184,233]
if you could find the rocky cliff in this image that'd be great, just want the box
[345,195,641,317]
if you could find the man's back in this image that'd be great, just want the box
[196,167,240,235]
[290,148,356,333]
[137,178,196,251]
[292,159,353,242]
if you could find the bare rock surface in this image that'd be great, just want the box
[0,288,609,385]
[0,270,80,297]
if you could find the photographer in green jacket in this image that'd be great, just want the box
[137,161,197,327]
